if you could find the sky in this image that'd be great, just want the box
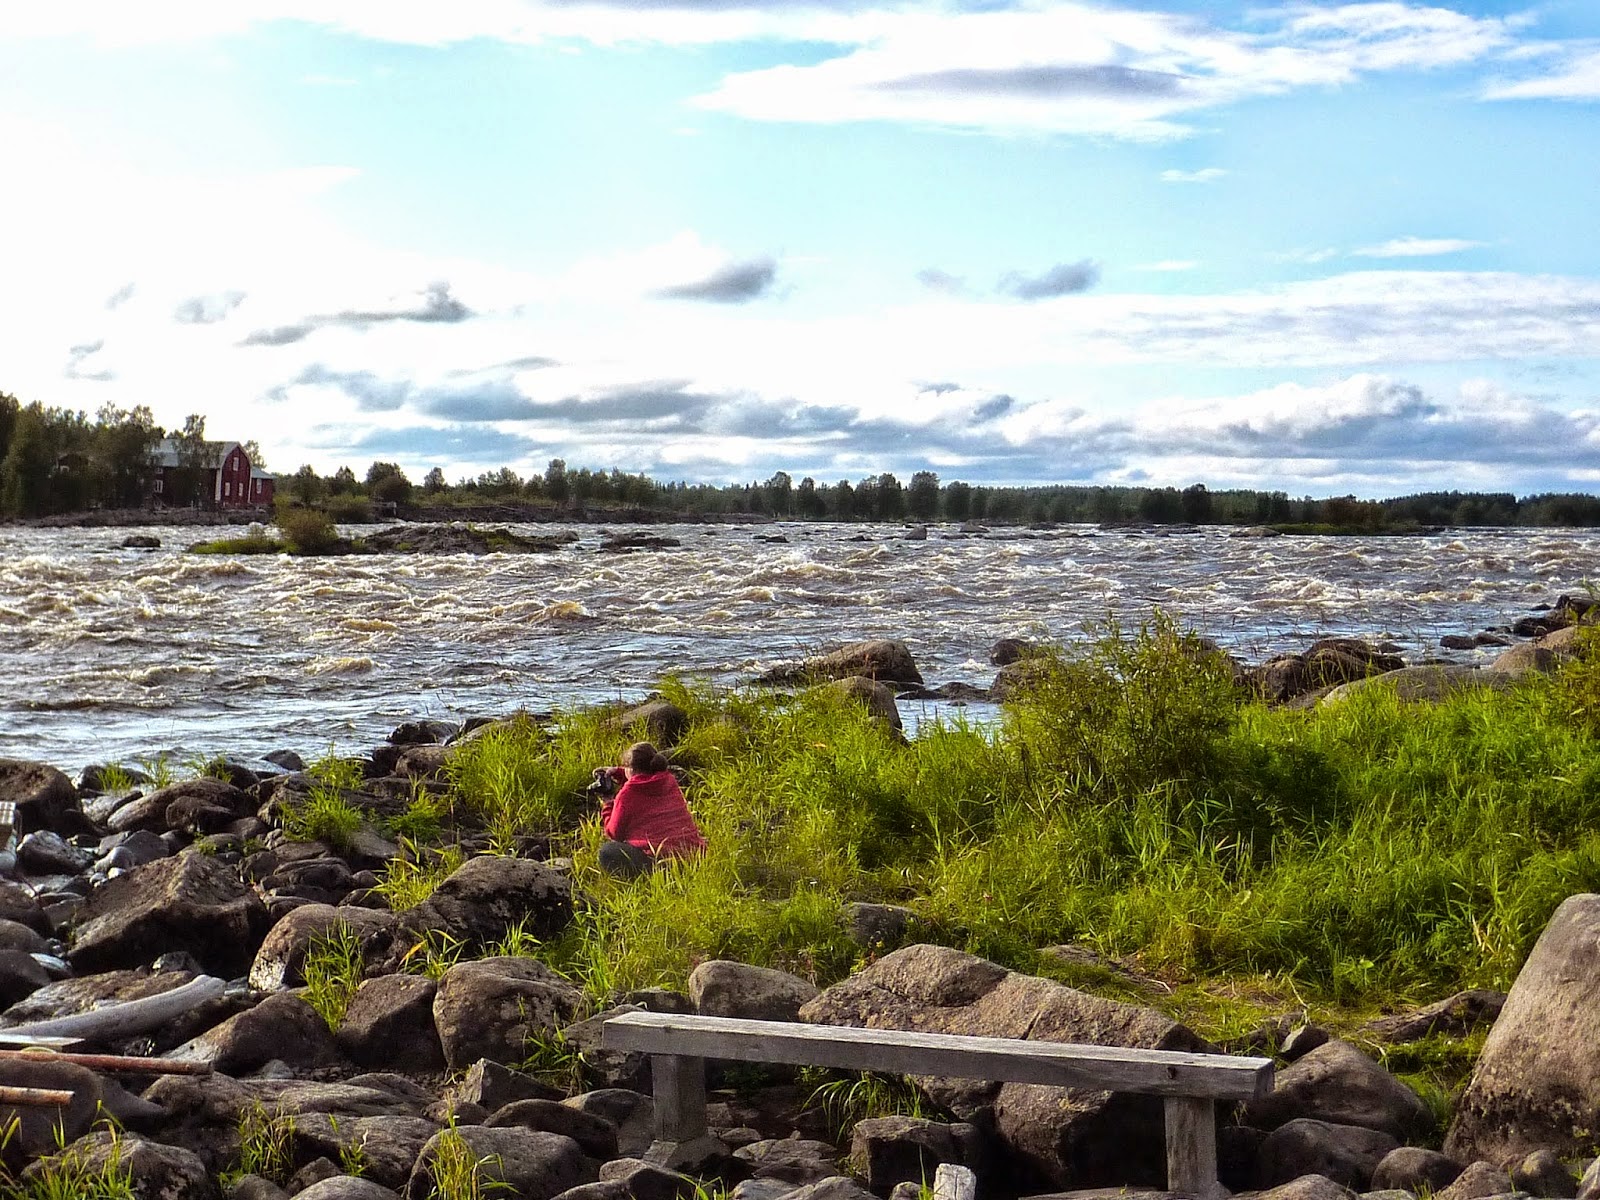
[2,1,1598,495]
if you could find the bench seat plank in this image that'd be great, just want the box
[603,1012,1272,1101]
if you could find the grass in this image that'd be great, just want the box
[424,1126,512,1200]
[222,1101,296,1188]
[398,618,1600,1056]
[0,1119,135,1200]
[302,923,366,1031]
[281,751,368,851]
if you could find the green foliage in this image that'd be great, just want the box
[227,1101,297,1187]
[0,1118,136,1200]
[517,1027,586,1092]
[189,534,284,555]
[377,844,465,912]
[281,752,368,850]
[804,1070,928,1143]
[302,924,366,1031]
[274,505,341,554]
[424,1126,513,1199]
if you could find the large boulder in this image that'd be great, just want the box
[0,1057,104,1164]
[690,960,820,1022]
[290,1113,442,1191]
[0,758,82,835]
[68,850,269,975]
[433,957,587,1069]
[1243,1040,1431,1139]
[1446,893,1600,1163]
[405,1126,591,1200]
[1321,665,1512,705]
[249,903,399,991]
[23,1130,217,1200]
[1257,1119,1398,1190]
[762,641,924,687]
[405,856,574,952]
[798,944,1209,1189]
[820,678,903,732]
[337,974,447,1071]
[165,991,340,1073]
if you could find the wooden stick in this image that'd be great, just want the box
[0,1049,213,1075]
[0,1085,75,1108]
[1,975,228,1042]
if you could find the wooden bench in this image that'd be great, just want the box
[603,1011,1273,1198]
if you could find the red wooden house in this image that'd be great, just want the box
[149,439,275,509]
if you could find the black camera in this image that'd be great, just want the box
[586,767,618,799]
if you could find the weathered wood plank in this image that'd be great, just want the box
[0,1034,85,1051]
[1163,1094,1220,1198]
[604,1013,1272,1101]
[651,1053,707,1141]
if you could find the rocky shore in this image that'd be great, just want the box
[0,602,1597,1199]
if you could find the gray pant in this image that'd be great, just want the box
[599,839,653,880]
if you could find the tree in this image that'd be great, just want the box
[943,480,971,522]
[763,471,793,516]
[241,440,267,471]
[365,461,412,505]
[875,472,904,519]
[907,471,940,520]
[544,459,569,506]
[171,413,210,507]
[830,479,855,519]
[1180,483,1212,525]
[422,467,447,495]
[329,465,358,495]
[0,403,53,516]
[291,464,323,505]
[796,476,825,518]
[92,403,159,509]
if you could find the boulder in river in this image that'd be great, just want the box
[759,640,923,687]
[0,758,83,836]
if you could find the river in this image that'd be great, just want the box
[1,521,1594,773]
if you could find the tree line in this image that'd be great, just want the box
[6,392,1600,528]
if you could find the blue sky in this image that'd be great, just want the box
[2,1,1598,495]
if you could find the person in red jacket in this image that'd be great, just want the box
[596,741,706,878]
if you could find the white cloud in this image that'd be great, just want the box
[1353,236,1484,258]
[1136,260,1199,271]
[1160,168,1226,183]
[1484,46,1600,99]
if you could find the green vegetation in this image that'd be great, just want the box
[188,534,284,555]
[224,1101,297,1188]
[274,504,341,553]
[0,1120,135,1200]
[280,753,368,850]
[379,620,1600,1048]
[302,923,367,1031]
[423,1126,512,1200]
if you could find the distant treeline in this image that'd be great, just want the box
[6,392,1600,527]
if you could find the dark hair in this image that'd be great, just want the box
[624,741,669,774]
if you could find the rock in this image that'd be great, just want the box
[290,1113,441,1191]
[1371,1147,1465,1191]
[166,991,340,1073]
[1488,644,1561,675]
[487,1097,620,1159]
[600,533,681,554]
[1447,894,1600,1163]
[0,918,48,955]
[1244,1039,1432,1139]
[821,678,903,732]
[618,700,690,746]
[337,974,446,1071]
[691,960,820,1021]
[1512,1148,1578,1198]
[850,1116,964,1192]
[781,1177,879,1200]
[1257,1120,1399,1189]
[0,948,52,1006]
[406,1126,591,1200]
[434,956,587,1068]
[561,1005,650,1090]
[123,534,161,549]
[788,640,923,686]
[597,1158,699,1200]
[732,1180,799,1200]
[0,1057,102,1164]
[1260,1176,1358,1200]
[566,1090,657,1158]
[451,1059,566,1111]
[734,1139,843,1184]
[295,1179,402,1200]
[1437,1160,1515,1200]
[1321,665,1513,705]
[799,943,1209,1189]
[843,904,915,951]
[1280,1025,1331,1061]
[988,657,1061,703]
[249,903,398,991]
[16,831,92,875]
[405,855,574,952]
[1363,990,1506,1044]
[226,1175,291,1200]
[1579,1156,1600,1200]
[389,720,458,746]
[2,965,196,1023]
[0,880,47,934]
[0,758,82,835]
[69,850,269,976]
[988,638,1035,666]
[96,828,171,872]
[24,1130,216,1199]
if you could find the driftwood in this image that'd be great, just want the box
[0,975,228,1042]
[0,1085,75,1107]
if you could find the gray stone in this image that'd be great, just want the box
[843,904,915,950]
[487,1098,620,1159]
[691,960,820,1022]
[1363,990,1506,1044]
[1578,1156,1600,1200]
[0,758,81,835]
[850,1116,963,1192]
[735,1139,844,1185]
[1447,894,1600,1163]
[17,831,92,875]
[1260,1177,1358,1200]
[1512,1149,1577,1198]
[1258,1120,1399,1190]
[248,903,397,991]
[288,1113,440,1191]
[406,1127,592,1200]
[566,1090,656,1158]
[434,957,586,1068]
[596,1158,699,1200]
[295,1179,402,1200]
[1371,1146,1465,1192]
[1280,1025,1331,1061]
[562,1004,650,1090]
[732,1180,800,1200]
[821,678,903,732]
[1244,1039,1432,1139]
[165,991,339,1073]
[781,1178,880,1200]
[1438,1161,1516,1200]
[225,1176,290,1200]
[68,850,269,976]
[450,1058,565,1111]
[405,855,574,953]
[23,1131,217,1199]
[1321,665,1512,705]
[336,974,445,1071]
[805,641,923,685]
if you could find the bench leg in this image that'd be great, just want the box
[1164,1095,1222,1199]
[651,1053,707,1142]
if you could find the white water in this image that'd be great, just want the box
[1,521,1594,772]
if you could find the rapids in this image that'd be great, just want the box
[1,521,1595,772]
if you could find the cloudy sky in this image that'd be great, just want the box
[2,1,1598,494]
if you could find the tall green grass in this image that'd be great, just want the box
[425,619,1600,1026]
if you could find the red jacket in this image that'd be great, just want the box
[601,770,706,859]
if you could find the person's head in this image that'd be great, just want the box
[622,741,668,777]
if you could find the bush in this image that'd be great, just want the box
[273,505,340,554]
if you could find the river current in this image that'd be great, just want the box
[1,521,1595,773]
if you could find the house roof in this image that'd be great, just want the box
[150,439,242,469]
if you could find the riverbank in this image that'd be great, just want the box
[0,625,1598,1195]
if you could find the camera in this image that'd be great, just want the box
[585,767,618,800]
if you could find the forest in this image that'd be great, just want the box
[5,391,1600,528]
